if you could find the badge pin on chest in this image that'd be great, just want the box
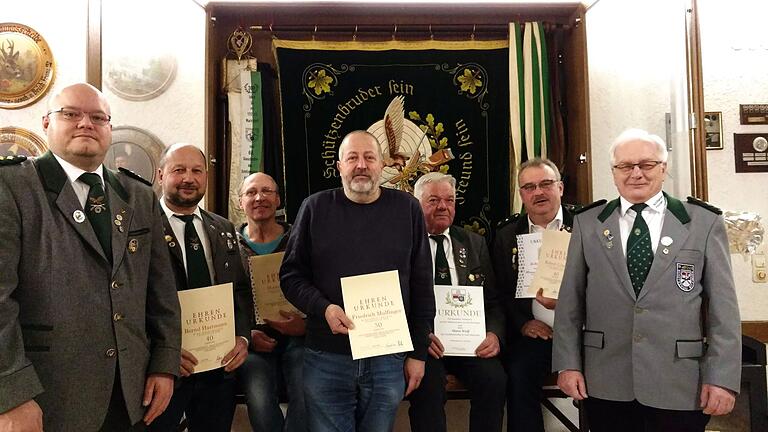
[603,229,614,249]
[458,248,468,268]
[660,236,673,255]
[73,210,86,223]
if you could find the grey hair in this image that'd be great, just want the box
[338,130,382,161]
[413,172,456,201]
[608,128,668,166]
[517,157,561,183]
[159,143,207,169]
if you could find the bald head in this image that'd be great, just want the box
[240,172,281,224]
[42,82,113,171]
[157,143,208,213]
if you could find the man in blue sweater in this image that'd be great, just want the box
[280,130,435,432]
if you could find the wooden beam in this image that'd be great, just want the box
[86,0,102,89]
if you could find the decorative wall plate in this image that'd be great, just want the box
[0,23,56,109]
[0,126,47,156]
[104,53,177,101]
[105,126,165,193]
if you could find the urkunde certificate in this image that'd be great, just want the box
[178,283,235,373]
[341,270,413,360]
[433,285,486,356]
[249,252,302,324]
[528,230,571,298]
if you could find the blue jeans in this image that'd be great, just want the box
[239,336,307,432]
[303,348,405,432]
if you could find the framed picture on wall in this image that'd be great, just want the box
[704,112,723,150]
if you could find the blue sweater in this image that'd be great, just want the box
[280,187,435,360]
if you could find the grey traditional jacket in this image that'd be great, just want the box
[0,152,181,430]
[552,193,741,410]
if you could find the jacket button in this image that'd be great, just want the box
[634,307,643,314]
[633,334,643,342]
[111,280,120,290]
[106,348,117,358]
[113,313,124,321]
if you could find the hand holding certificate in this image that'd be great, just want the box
[249,252,303,324]
[341,270,413,360]
[432,285,486,356]
[177,283,235,373]
[529,230,571,298]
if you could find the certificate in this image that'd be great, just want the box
[249,252,302,324]
[341,270,413,360]
[177,283,235,373]
[433,285,486,356]
[515,232,543,298]
[529,230,571,298]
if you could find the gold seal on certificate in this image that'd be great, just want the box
[341,270,413,360]
[177,283,235,373]
[529,230,571,298]
[249,252,302,324]
[433,285,486,356]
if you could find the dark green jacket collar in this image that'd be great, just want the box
[598,192,690,224]
[35,151,128,201]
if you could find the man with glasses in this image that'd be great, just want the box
[408,172,506,432]
[150,142,252,431]
[236,172,307,432]
[492,157,572,432]
[553,128,741,431]
[0,83,181,431]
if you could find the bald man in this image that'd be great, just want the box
[148,143,253,432]
[236,172,307,432]
[0,83,181,431]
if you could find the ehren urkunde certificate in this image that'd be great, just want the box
[177,283,235,373]
[249,252,303,324]
[341,270,413,360]
[433,285,486,356]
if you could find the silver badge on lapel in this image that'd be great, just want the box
[660,236,673,247]
[603,229,614,248]
[662,248,669,255]
[73,210,86,223]
[676,263,695,292]
[165,235,176,248]
[128,238,139,253]
[458,248,468,268]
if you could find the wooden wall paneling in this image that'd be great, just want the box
[564,3,592,206]
[86,0,102,89]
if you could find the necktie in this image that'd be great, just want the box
[174,214,212,289]
[79,173,112,262]
[430,235,452,285]
[626,203,653,296]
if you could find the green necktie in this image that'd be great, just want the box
[430,235,452,285]
[626,203,653,296]
[79,173,112,262]
[175,214,212,289]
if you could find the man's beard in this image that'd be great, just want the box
[166,189,203,209]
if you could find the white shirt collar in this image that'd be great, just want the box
[159,197,202,220]
[53,153,105,185]
[619,190,666,216]
[528,206,564,232]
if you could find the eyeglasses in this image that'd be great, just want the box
[612,161,663,174]
[47,108,111,126]
[519,179,559,193]
[242,189,277,198]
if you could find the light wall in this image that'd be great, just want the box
[585,0,691,202]
[1,0,206,168]
[2,1,89,134]
[101,0,206,150]
[700,0,768,320]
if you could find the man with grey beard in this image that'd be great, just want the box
[280,130,435,432]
